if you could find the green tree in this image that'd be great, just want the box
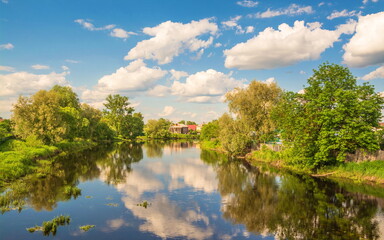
[186,121,197,125]
[200,120,219,141]
[103,94,134,137]
[0,119,12,141]
[121,113,144,139]
[225,80,282,144]
[144,118,172,139]
[275,63,384,168]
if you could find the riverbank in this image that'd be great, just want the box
[0,138,97,185]
[247,147,384,185]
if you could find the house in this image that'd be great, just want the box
[187,125,197,132]
[169,124,189,134]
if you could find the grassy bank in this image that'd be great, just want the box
[0,138,96,184]
[248,146,384,185]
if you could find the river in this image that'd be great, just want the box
[1,141,384,239]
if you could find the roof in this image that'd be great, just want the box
[187,125,197,131]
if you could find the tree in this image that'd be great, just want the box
[275,63,384,168]
[103,94,134,137]
[225,80,282,144]
[186,121,197,125]
[121,113,144,139]
[200,120,219,141]
[144,118,172,139]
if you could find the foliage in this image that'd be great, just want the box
[274,63,384,169]
[103,94,133,136]
[225,80,282,144]
[200,120,219,141]
[27,215,71,236]
[144,118,172,139]
[217,113,251,156]
[0,119,12,141]
[79,225,95,232]
[120,112,144,139]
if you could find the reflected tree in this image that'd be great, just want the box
[217,162,381,240]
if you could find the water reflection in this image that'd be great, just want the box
[217,161,381,240]
[1,141,384,240]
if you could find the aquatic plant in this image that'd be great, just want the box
[79,225,95,232]
[26,215,70,236]
[137,200,150,208]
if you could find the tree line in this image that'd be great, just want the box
[200,63,384,169]
[9,86,144,144]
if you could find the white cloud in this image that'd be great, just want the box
[245,26,254,33]
[110,28,136,39]
[363,0,379,4]
[222,16,242,28]
[171,69,245,101]
[81,60,167,107]
[214,43,222,48]
[61,65,69,71]
[237,0,258,7]
[327,10,360,20]
[222,16,249,34]
[147,85,171,97]
[251,4,313,18]
[0,66,15,72]
[124,18,218,64]
[74,19,115,31]
[31,64,50,70]
[1,0,9,4]
[265,77,275,84]
[318,2,325,6]
[170,69,188,80]
[0,43,14,50]
[0,71,69,97]
[97,59,167,91]
[224,20,353,70]
[343,12,384,67]
[158,106,175,117]
[65,59,80,63]
[362,66,384,80]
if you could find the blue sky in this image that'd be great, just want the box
[1,0,384,123]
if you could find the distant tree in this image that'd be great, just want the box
[200,120,219,141]
[274,63,384,168]
[178,120,186,125]
[121,112,144,139]
[103,94,134,137]
[186,121,197,125]
[144,118,172,138]
[0,119,12,140]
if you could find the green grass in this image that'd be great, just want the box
[327,161,384,184]
[200,139,221,150]
[0,139,96,184]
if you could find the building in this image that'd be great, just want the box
[169,124,189,134]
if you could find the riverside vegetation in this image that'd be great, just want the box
[199,63,384,184]
[0,86,145,184]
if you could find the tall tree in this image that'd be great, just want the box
[275,63,384,168]
[103,94,134,137]
[224,80,282,144]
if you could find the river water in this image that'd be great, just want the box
[1,141,384,239]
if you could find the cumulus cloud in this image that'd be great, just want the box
[61,65,69,71]
[222,16,249,34]
[0,66,15,72]
[0,71,69,97]
[363,0,379,4]
[147,85,171,97]
[110,28,136,39]
[170,69,188,80]
[158,106,175,117]
[237,0,258,7]
[245,26,254,33]
[171,69,245,99]
[361,66,384,80]
[31,64,50,70]
[251,4,313,18]
[124,19,218,64]
[327,10,360,20]
[224,20,354,70]
[81,60,167,107]
[0,43,14,50]
[97,59,167,92]
[343,12,384,67]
